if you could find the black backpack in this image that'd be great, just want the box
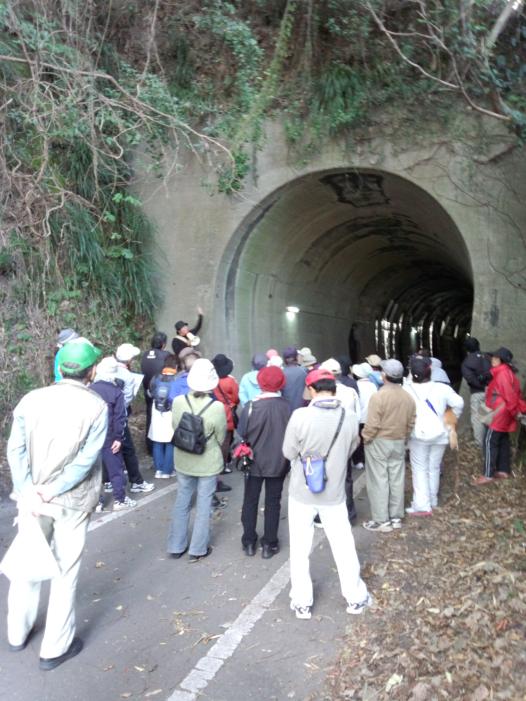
[172,395,215,454]
[153,375,175,412]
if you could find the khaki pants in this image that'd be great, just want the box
[365,438,406,523]
[7,505,90,658]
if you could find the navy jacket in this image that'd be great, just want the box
[90,380,127,447]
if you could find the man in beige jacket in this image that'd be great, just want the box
[6,340,107,670]
[362,359,416,533]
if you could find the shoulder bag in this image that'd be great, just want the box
[300,408,345,494]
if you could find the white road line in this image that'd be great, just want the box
[166,470,367,701]
[88,482,178,532]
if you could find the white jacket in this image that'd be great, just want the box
[335,382,360,417]
[357,378,377,423]
[404,380,464,445]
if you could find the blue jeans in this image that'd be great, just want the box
[152,441,174,474]
[167,473,217,556]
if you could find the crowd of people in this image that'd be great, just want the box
[3,313,526,668]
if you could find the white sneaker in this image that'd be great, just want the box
[346,593,374,615]
[154,471,171,479]
[130,481,155,493]
[353,462,365,470]
[290,602,312,620]
[362,520,393,533]
[390,518,402,529]
[95,500,105,513]
[103,482,113,493]
[113,496,137,511]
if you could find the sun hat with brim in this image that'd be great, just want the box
[300,353,317,367]
[306,368,334,387]
[212,353,234,378]
[115,343,140,362]
[59,341,101,375]
[56,328,79,347]
[320,358,342,375]
[365,354,382,367]
[381,359,404,379]
[257,366,286,392]
[95,356,119,381]
[187,358,219,392]
[299,347,317,367]
[352,362,372,379]
[490,347,513,364]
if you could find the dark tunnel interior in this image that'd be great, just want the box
[232,169,473,384]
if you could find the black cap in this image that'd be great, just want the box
[175,321,188,332]
[464,337,480,353]
[410,357,431,382]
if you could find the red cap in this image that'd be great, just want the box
[305,368,334,387]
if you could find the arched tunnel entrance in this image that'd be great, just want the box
[225,169,473,385]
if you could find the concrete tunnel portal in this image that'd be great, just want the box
[223,168,473,384]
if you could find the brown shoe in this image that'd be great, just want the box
[494,471,511,480]
[473,475,494,486]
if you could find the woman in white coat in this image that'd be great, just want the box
[403,357,464,516]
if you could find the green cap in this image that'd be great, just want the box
[58,340,102,375]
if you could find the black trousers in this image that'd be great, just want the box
[241,474,285,548]
[121,423,145,485]
[220,430,234,466]
[345,462,356,522]
[351,423,365,466]
[483,428,511,476]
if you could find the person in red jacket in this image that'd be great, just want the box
[475,347,526,485]
[212,354,240,476]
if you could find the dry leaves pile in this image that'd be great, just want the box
[329,441,526,701]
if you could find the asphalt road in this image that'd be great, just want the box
[0,466,374,701]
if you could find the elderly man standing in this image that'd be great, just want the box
[6,340,108,670]
[283,368,371,620]
[362,359,416,533]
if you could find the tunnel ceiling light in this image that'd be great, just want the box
[286,306,300,314]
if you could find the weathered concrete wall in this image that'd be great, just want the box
[137,110,526,379]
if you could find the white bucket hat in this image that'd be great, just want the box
[187,358,219,392]
[95,356,119,381]
[299,347,317,367]
[116,343,140,362]
[320,358,342,375]
[352,362,372,379]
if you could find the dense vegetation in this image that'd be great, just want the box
[0,0,524,434]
